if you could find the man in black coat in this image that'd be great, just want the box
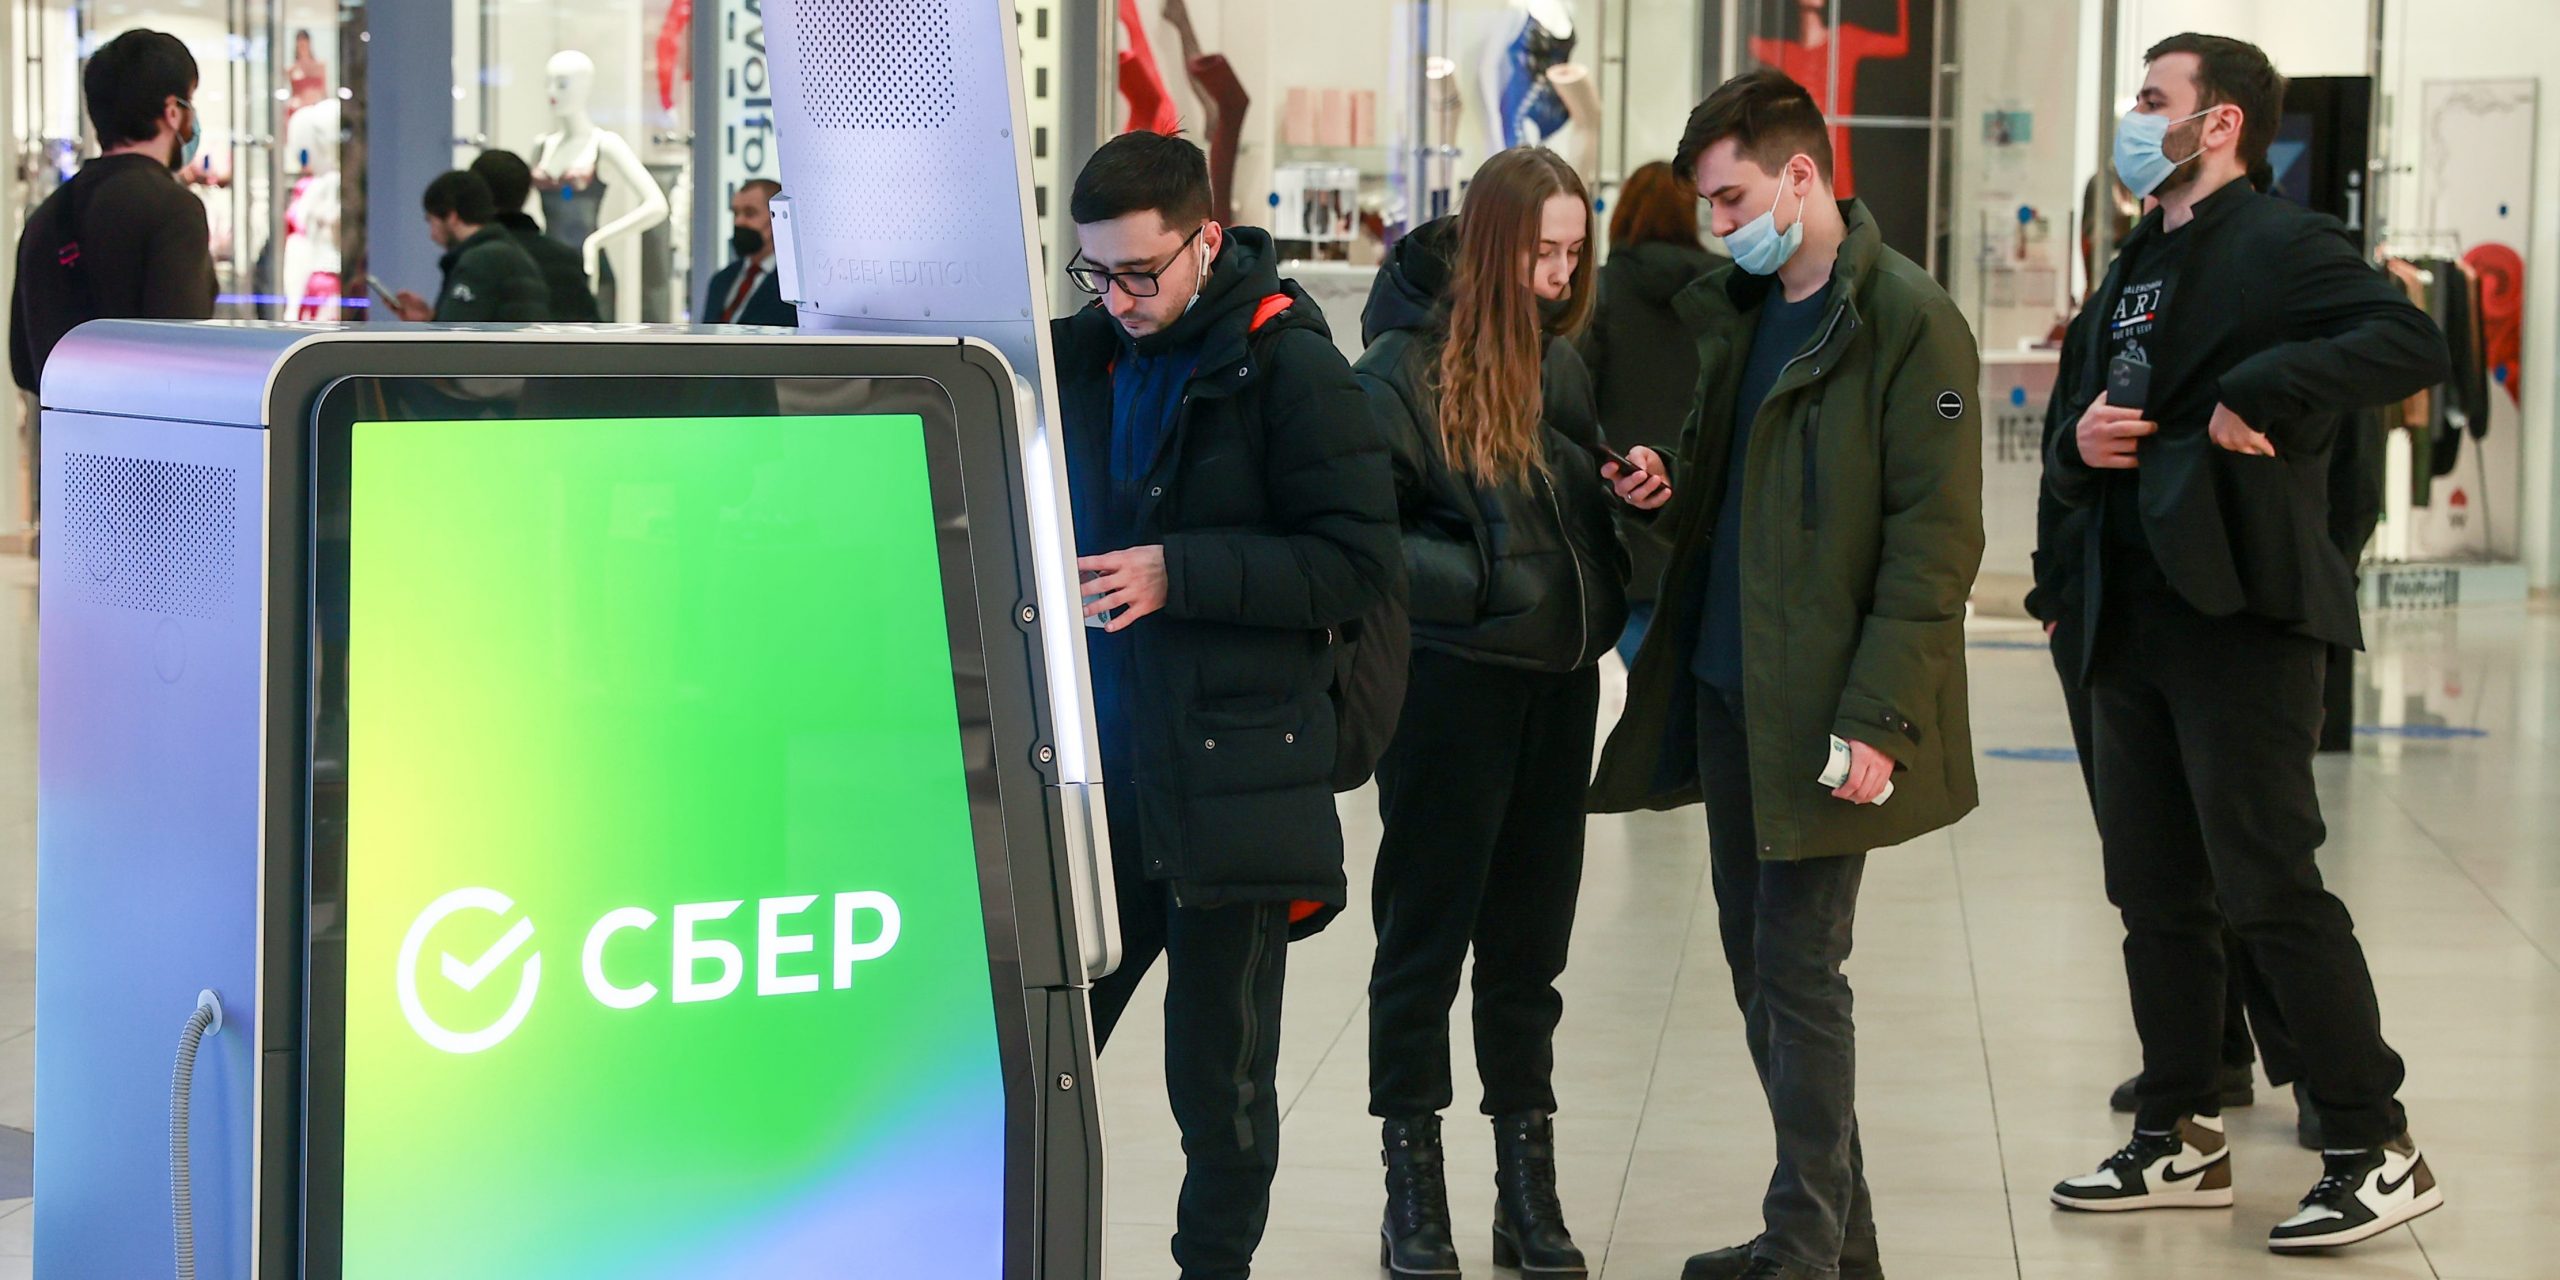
[1052,132,1399,1280]
[389,171,548,323]
[702,179,797,327]
[2043,34,2450,1251]
[471,149,600,322]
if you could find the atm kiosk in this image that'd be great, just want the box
[35,3,1118,1277]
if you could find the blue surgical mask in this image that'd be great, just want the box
[2112,107,2211,198]
[173,98,201,172]
[1726,177,1805,276]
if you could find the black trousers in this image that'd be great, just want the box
[1697,684,1874,1277]
[2089,593,2408,1148]
[2051,622,2302,1085]
[1091,803,1291,1280]
[1369,649,1599,1119]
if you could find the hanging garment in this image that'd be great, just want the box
[1188,54,1250,225]
[1116,0,1180,135]
[1746,0,1911,197]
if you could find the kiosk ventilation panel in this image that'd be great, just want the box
[58,453,238,619]
[801,1,957,131]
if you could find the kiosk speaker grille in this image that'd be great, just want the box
[58,453,239,620]
[800,0,957,132]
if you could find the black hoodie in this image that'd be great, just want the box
[1580,239,1717,603]
[1049,226,1401,909]
[1355,217,1629,672]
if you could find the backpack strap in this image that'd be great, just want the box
[1246,292,1293,334]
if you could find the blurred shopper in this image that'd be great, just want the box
[2040,35,2449,1251]
[1588,70,1985,1280]
[471,149,600,323]
[1579,160,1718,664]
[1054,131,1399,1280]
[391,171,547,324]
[1358,146,1661,1280]
[11,29,216,395]
[703,179,796,327]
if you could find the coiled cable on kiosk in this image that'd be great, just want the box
[171,990,224,1280]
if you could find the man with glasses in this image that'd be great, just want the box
[1052,130,1398,1280]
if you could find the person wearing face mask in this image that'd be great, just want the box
[1357,146,1661,1280]
[12,29,217,405]
[1586,70,1984,1280]
[1051,130,1400,1280]
[2039,35,2450,1252]
[390,171,549,324]
[702,179,796,327]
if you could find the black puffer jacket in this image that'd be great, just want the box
[1354,218,1629,672]
[1579,238,1718,604]
[1051,227,1401,909]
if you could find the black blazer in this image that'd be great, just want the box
[2045,181,2448,674]
[701,257,797,327]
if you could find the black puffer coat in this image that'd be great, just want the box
[1354,218,1629,673]
[1051,227,1402,909]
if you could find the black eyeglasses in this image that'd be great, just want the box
[1067,225,1204,298]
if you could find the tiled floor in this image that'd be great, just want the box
[2,546,2557,1277]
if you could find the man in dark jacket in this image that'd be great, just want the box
[390,171,548,324]
[2031,187,2320,1152]
[1587,71,1985,1280]
[470,149,600,322]
[2042,35,2449,1251]
[701,179,797,327]
[1053,131,1399,1280]
[11,29,216,397]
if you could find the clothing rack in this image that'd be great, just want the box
[2372,235,2495,563]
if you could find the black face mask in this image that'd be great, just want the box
[731,225,765,258]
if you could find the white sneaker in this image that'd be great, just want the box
[2051,1115,2234,1211]
[2267,1133,2442,1251]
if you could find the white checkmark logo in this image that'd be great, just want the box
[398,887,543,1054]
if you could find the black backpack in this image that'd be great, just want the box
[1240,292,1411,793]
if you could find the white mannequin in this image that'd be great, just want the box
[530,50,669,323]
[1479,0,1579,154]
[282,98,343,319]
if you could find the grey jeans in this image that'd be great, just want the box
[1697,684,1875,1278]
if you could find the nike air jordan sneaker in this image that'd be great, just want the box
[2267,1133,2441,1251]
[2050,1114,2234,1211]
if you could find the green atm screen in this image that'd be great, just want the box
[337,414,1007,1275]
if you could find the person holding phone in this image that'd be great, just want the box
[1354,146,1665,1279]
[1588,70,1984,1280]
[1051,131,1400,1280]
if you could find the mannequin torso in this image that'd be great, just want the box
[528,50,670,322]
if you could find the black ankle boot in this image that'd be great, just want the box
[1491,1111,1587,1278]
[1381,1116,1461,1277]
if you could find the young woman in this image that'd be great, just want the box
[1354,147,1670,1279]
[1579,159,1719,664]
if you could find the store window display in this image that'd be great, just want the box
[531,50,673,324]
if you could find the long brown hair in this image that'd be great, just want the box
[1436,148,1594,486]
[1609,160,1700,249]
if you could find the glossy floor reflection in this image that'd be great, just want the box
[1098,602,2560,1279]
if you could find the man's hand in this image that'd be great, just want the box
[1078,546,1169,633]
[1833,739,1895,805]
[2075,391,2157,469]
[2207,403,2277,457]
[1604,445,1673,510]
[391,291,433,323]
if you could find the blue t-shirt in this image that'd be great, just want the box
[1068,343,1197,783]
[1694,280,1833,690]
